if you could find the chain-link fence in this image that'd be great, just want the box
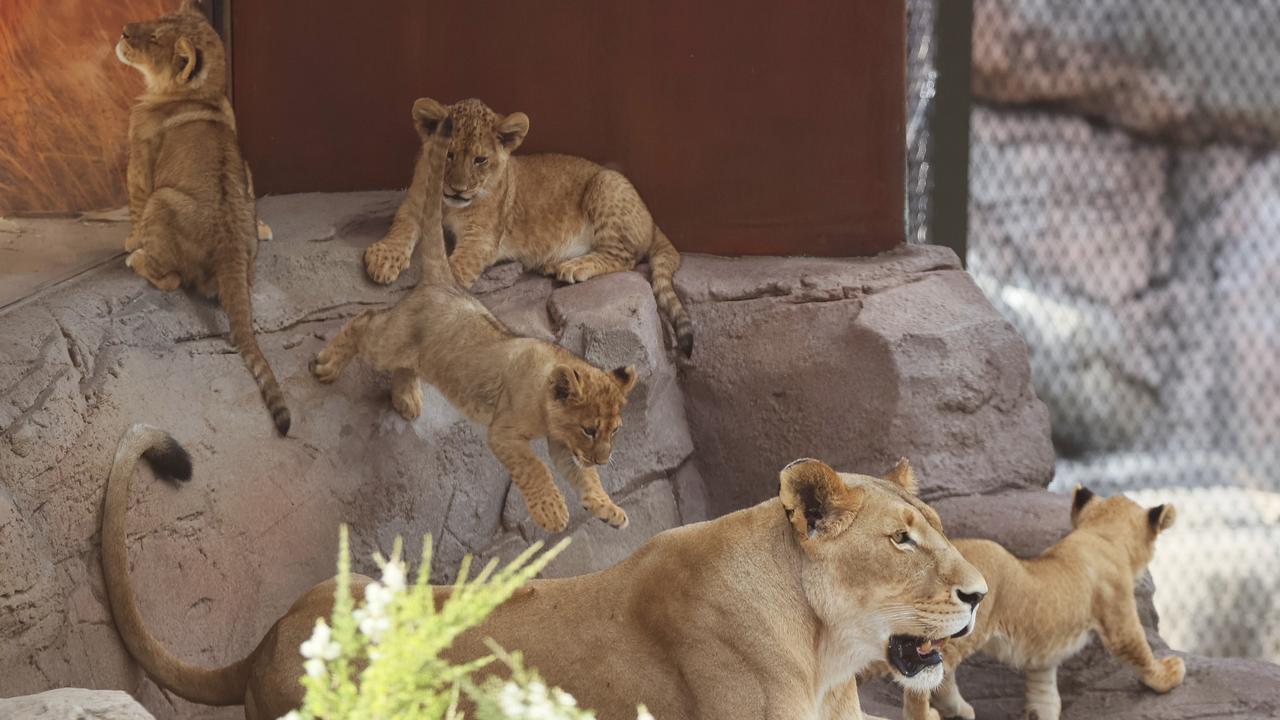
[911,0,1280,662]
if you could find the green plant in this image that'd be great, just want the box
[282,526,652,720]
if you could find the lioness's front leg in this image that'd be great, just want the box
[1098,596,1186,693]
[488,424,569,533]
[548,441,628,528]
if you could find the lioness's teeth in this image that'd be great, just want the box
[917,639,935,655]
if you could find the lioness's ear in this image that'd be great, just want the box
[173,36,202,84]
[779,459,863,542]
[611,365,637,395]
[882,457,918,495]
[550,365,583,403]
[497,112,530,151]
[1148,504,1176,534]
[412,97,450,138]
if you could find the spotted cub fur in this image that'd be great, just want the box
[363,97,694,357]
[313,102,637,533]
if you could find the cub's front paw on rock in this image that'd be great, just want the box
[527,493,570,533]
[392,385,423,421]
[364,241,411,285]
[309,353,342,383]
[583,496,629,529]
[1144,655,1186,693]
[256,219,274,241]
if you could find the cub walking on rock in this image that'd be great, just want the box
[312,101,637,533]
[115,1,290,434]
[870,487,1185,720]
[363,96,695,357]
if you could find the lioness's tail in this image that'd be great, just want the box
[102,424,251,706]
[648,226,694,357]
[216,248,291,434]
[416,111,456,287]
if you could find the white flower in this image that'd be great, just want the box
[380,558,407,592]
[636,706,655,720]
[278,712,302,720]
[552,688,577,708]
[497,681,525,717]
[304,657,326,679]
[299,619,340,661]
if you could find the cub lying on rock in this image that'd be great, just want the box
[101,430,986,720]
[868,486,1184,720]
[363,96,694,357]
[311,104,634,533]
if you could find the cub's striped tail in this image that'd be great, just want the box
[648,226,694,357]
[101,424,251,706]
[217,247,291,434]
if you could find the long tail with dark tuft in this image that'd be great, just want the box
[647,226,694,357]
[417,113,457,288]
[101,424,250,706]
[216,246,291,434]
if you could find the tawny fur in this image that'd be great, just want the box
[868,487,1185,720]
[312,104,636,533]
[363,97,695,357]
[115,1,289,434]
[101,445,986,720]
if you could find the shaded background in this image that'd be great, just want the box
[910,0,1280,662]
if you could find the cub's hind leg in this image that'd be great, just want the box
[1023,666,1060,720]
[488,424,570,533]
[124,189,189,291]
[552,171,646,284]
[549,441,628,528]
[390,368,424,420]
[311,310,375,383]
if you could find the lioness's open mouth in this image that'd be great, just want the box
[886,634,949,677]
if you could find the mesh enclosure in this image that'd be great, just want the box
[906,0,938,245]
[921,0,1280,661]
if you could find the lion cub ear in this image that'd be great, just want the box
[1070,484,1096,526]
[611,365,638,395]
[1148,503,1176,534]
[412,97,450,138]
[550,365,583,403]
[882,458,918,495]
[497,112,530,151]
[173,36,202,84]
[779,459,864,542]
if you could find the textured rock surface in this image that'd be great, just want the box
[0,689,155,719]
[2,191,1273,719]
[858,488,1280,720]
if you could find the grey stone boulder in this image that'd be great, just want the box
[0,689,155,720]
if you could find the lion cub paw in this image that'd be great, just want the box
[554,257,601,284]
[1143,656,1186,693]
[392,383,423,421]
[257,219,274,241]
[309,352,343,384]
[583,495,629,529]
[526,492,571,533]
[364,241,411,285]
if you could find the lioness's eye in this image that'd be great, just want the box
[474,156,488,166]
[891,530,915,546]
[582,426,596,437]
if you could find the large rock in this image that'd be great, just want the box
[0,689,155,720]
[972,0,1280,145]
[676,246,1055,514]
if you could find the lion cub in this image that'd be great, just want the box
[363,97,695,357]
[311,102,637,533]
[881,487,1184,720]
[116,1,289,434]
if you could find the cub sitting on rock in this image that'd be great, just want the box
[870,486,1184,720]
[114,0,290,435]
[311,101,635,533]
[362,96,695,357]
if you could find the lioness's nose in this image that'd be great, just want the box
[957,589,985,609]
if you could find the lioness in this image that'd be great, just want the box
[103,426,987,720]
[362,97,694,357]
[872,487,1184,720]
[115,1,290,434]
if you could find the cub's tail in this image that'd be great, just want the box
[415,109,456,288]
[216,247,291,434]
[648,226,694,357]
[101,424,251,706]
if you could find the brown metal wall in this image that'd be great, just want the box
[232,1,904,256]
